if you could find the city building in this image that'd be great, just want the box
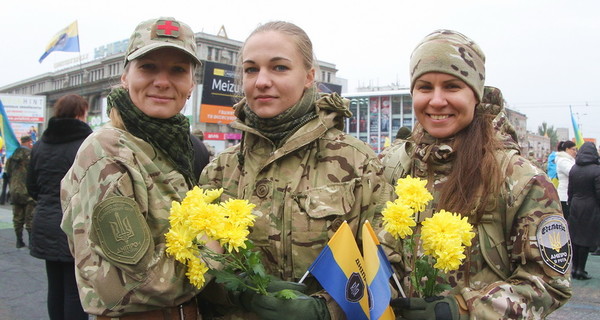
[343,89,413,153]
[0,27,342,153]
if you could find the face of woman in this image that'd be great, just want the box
[242,30,315,119]
[412,72,478,139]
[566,146,577,158]
[121,48,195,119]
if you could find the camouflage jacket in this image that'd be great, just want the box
[199,94,393,319]
[6,146,33,204]
[60,123,205,316]
[379,95,572,319]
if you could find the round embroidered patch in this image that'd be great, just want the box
[92,197,151,265]
[536,215,571,274]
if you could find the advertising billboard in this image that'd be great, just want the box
[200,61,241,124]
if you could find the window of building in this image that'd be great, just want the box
[90,68,105,82]
[108,63,120,77]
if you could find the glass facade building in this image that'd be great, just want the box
[343,89,413,153]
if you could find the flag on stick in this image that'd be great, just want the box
[570,106,584,148]
[39,21,80,63]
[0,99,20,158]
[362,221,396,320]
[305,221,371,319]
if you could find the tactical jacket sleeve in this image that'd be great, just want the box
[462,156,572,319]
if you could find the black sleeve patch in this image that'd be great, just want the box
[92,196,152,265]
[536,215,571,274]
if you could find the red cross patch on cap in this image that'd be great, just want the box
[155,20,180,38]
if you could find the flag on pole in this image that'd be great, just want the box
[362,221,395,320]
[570,106,584,148]
[0,99,20,158]
[39,21,80,63]
[307,221,371,319]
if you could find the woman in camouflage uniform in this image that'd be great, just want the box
[380,30,572,319]
[199,21,392,320]
[60,17,222,319]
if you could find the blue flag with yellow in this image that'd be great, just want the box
[39,21,80,63]
[308,221,371,319]
[570,106,584,148]
[363,221,395,320]
[0,99,20,158]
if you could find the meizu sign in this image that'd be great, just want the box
[200,61,241,124]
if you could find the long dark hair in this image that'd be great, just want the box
[434,111,502,221]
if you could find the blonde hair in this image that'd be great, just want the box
[235,21,318,100]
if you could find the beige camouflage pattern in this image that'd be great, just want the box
[198,93,394,319]
[125,17,200,65]
[60,123,207,317]
[379,93,572,319]
[410,29,486,101]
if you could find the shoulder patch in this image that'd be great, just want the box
[536,215,571,274]
[92,197,151,265]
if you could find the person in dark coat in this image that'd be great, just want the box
[26,94,92,319]
[567,141,600,280]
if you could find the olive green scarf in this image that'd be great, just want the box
[241,86,318,147]
[107,87,195,187]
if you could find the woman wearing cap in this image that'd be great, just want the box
[198,21,392,320]
[380,30,572,319]
[60,17,222,319]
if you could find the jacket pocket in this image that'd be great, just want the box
[290,179,358,278]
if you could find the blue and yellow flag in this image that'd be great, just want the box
[39,21,80,63]
[363,221,395,320]
[0,99,20,158]
[308,221,371,319]
[570,106,584,148]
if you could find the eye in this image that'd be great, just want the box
[139,63,156,71]
[445,82,464,90]
[416,83,433,91]
[274,65,289,72]
[172,65,188,73]
[244,66,258,74]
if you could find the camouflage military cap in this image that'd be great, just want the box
[410,29,485,101]
[125,17,201,66]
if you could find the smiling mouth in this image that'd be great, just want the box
[429,114,451,120]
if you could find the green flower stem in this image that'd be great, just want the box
[200,243,269,295]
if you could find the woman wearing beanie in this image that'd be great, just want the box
[380,30,571,319]
[567,141,600,280]
[556,140,577,220]
[60,17,222,319]
[198,21,392,320]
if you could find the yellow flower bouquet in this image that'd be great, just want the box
[165,186,271,295]
[382,176,475,297]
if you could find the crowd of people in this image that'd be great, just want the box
[6,16,600,320]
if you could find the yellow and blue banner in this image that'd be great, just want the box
[39,21,80,63]
[308,221,371,319]
[0,99,20,158]
[363,221,395,320]
[570,106,584,148]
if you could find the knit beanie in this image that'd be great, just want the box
[409,29,486,101]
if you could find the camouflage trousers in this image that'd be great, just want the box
[12,201,34,233]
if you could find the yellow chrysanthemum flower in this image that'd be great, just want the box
[166,187,260,290]
[394,175,433,212]
[382,200,416,239]
[421,210,474,272]
[186,257,209,288]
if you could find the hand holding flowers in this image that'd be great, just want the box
[165,186,275,296]
[382,176,475,297]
